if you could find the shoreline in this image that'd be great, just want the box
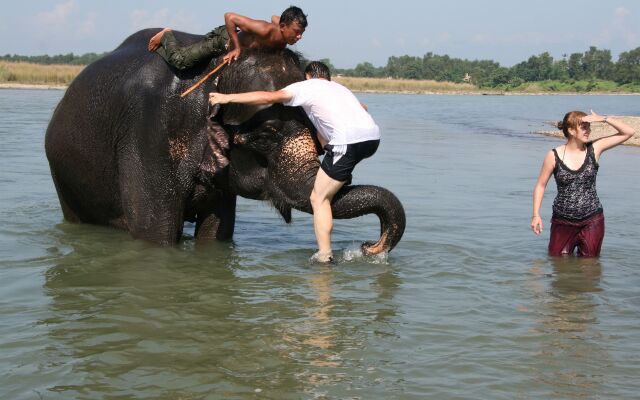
[0,83,67,90]
[2,82,640,96]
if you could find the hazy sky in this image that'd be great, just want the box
[1,0,639,68]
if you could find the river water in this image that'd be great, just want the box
[1,89,639,399]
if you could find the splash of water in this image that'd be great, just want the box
[341,243,389,264]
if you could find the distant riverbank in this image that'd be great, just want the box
[3,60,640,96]
[4,79,640,96]
[0,83,67,90]
[0,61,82,87]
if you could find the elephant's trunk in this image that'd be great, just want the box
[269,134,406,254]
[247,121,405,255]
[331,185,406,255]
[277,184,405,255]
[280,184,406,255]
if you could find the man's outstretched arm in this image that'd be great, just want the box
[209,90,292,106]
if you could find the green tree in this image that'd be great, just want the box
[567,52,584,79]
[550,58,570,81]
[353,62,377,77]
[614,47,640,84]
[484,66,511,87]
[512,52,554,82]
[385,55,423,79]
[582,46,613,80]
[0,52,107,65]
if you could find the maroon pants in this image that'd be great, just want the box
[548,212,605,257]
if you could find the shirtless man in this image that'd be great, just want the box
[148,6,307,70]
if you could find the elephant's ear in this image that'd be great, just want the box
[200,105,230,174]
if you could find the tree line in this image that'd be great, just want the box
[1,52,108,66]
[323,46,640,90]
[3,46,639,90]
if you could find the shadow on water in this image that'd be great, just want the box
[21,221,402,399]
[527,256,608,399]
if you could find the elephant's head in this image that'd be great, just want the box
[209,48,405,255]
[228,107,406,255]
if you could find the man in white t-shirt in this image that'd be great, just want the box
[209,61,380,263]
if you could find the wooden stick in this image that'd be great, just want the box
[180,59,229,98]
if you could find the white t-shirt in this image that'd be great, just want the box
[282,79,381,145]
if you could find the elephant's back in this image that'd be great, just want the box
[45,29,217,224]
[46,29,210,156]
[116,29,205,52]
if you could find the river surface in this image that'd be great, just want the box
[1,89,639,399]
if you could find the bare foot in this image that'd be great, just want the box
[309,251,334,264]
[148,28,171,52]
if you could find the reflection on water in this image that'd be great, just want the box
[283,266,343,394]
[41,225,248,398]
[29,222,401,399]
[276,265,401,397]
[528,257,607,398]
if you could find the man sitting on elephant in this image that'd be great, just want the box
[148,6,307,70]
[209,61,381,263]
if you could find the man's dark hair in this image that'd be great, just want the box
[280,6,308,28]
[305,61,331,80]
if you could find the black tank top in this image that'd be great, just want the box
[552,142,603,221]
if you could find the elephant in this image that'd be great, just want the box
[45,29,405,255]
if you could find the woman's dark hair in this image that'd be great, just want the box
[304,61,331,80]
[280,6,308,28]
[557,111,587,138]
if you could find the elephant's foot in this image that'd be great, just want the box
[194,194,237,241]
[309,250,334,264]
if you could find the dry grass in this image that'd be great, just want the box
[0,61,482,93]
[0,61,83,86]
[334,76,484,94]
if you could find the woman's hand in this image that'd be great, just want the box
[582,109,606,124]
[531,215,543,235]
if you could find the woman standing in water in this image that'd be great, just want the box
[531,110,635,256]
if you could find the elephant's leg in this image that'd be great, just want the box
[49,160,126,227]
[195,193,236,241]
[123,197,185,245]
[118,157,185,245]
[50,170,82,223]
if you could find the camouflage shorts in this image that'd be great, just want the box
[156,25,229,70]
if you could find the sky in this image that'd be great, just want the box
[1,0,639,69]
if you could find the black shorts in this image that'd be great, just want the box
[321,139,379,184]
